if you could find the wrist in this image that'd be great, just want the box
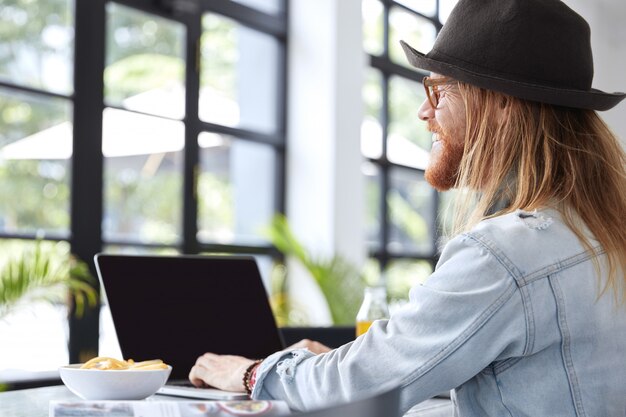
[243,359,263,395]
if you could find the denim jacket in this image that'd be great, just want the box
[251,208,626,416]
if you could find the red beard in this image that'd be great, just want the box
[424,121,465,191]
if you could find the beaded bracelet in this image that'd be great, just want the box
[243,359,263,395]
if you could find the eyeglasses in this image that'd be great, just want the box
[423,76,457,109]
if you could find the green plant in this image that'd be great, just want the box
[264,215,365,325]
[267,263,308,327]
[0,241,98,320]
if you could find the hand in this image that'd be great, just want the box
[287,339,332,355]
[188,353,254,392]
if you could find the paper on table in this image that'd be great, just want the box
[49,400,291,417]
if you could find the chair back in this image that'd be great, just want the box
[291,385,401,417]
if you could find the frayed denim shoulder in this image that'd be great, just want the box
[515,209,553,230]
[276,349,314,383]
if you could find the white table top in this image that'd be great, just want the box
[0,385,453,417]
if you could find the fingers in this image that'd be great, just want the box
[189,353,220,387]
[288,339,311,349]
[194,352,217,368]
[287,339,332,354]
[188,353,254,392]
[188,363,209,387]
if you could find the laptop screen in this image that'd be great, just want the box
[95,254,285,380]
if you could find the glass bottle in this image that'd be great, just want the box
[356,286,389,337]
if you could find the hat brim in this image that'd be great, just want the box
[401,41,626,111]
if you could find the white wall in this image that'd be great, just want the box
[561,0,626,146]
[286,0,365,264]
[286,0,365,324]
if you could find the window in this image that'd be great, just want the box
[0,0,287,377]
[103,4,186,246]
[361,0,458,302]
[0,0,75,377]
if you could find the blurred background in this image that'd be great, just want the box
[0,0,624,386]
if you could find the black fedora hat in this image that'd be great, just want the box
[401,0,625,111]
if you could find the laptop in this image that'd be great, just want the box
[94,253,285,400]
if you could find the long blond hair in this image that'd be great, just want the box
[450,84,626,298]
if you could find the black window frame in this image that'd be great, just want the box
[364,0,446,275]
[0,0,288,365]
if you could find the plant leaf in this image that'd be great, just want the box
[0,241,98,320]
[263,214,365,325]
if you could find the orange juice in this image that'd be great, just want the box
[356,320,375,336]
[356,286,389,337]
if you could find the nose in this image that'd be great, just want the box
[417,98,433,121]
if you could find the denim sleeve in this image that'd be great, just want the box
[251,233,528,413]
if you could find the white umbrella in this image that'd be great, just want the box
[0,85,234,161]
[0,108,185,160]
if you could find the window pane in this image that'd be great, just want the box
[0,89,71,236]
[388,76,431,169]
[102,108,184,244]
[394,0,436,17]
[361,68,383,159]
[0,239,74,376]
[105,3,185,120]
[389,6,436,68]
[385,259,433,303]
[362,161,381,250]
[200,14,279,134]
[197,134,276,245]
[0,0,74,95]
[362,0,384,56]
[230,0,283,15]
[0,303,68,377]
[388,167,435,254]
[362,258,382,286]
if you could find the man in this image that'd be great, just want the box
[189,0,626,415]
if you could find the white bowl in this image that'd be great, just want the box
[59,364,172,400]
